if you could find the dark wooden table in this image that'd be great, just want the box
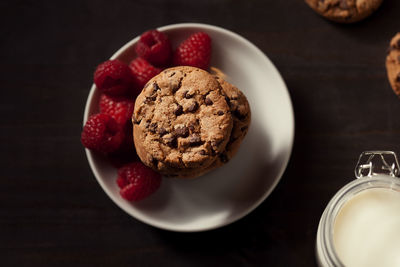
[2,0,400,266]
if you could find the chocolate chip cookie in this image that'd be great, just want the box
[305,0,383,23]
[386,33,400,96]
[133,66,233,178]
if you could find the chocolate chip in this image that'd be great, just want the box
[164,136,177,148]
[187,102,198,112]
[158,127,168,136]
[144,95,156,104]
[169,72,176,77]
[153,82,161,91]
[220,153,229,163]
[145,121,150,128]
[133,117,141,124]
[234,109,246,120]
[211,140,222,148]
[189,135,203,146]
[183,91,193,99]
[199,150,207,155]
[217,110,224,116]
[174,104,183,116]
[172,77,183,93]
[149,123,157,133]
[240,126,248,132]
[188,125,195,132]
[175,126,189,138]
[205,97,213,105]
[210,147,216,156]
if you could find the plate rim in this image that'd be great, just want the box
[83,22,295,232]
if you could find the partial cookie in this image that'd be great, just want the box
[386,33,400,96]
[305,0,383,23]
[207,77,251,170]
[133,66,233,178]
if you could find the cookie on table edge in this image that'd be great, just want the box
[386,33,400,96]
[304,0,383,23]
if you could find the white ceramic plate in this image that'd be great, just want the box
[83,23,294,232]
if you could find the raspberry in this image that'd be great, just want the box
[129,57,161,89]
[81,113,124,154]
[135,30,172,66]
[107,122,137,165]
[173,32,212,70]
[94,59,134,96]
[116,176,128,189]
[105,111,137,167]
[117,162,162,201]
[99,94,135,126]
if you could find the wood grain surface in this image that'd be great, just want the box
[1,0,400,266]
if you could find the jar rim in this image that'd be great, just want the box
[318,174,400,266]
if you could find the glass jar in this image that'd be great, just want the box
[316,151,400,267]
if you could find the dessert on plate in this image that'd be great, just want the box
[82,29,251,200]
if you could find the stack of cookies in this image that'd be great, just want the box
[132,66,251,178]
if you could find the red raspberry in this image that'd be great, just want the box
[129,57,161,89]
[108,122,136,159]
[116,162,162,201]
[99,94,135,126]
[135,30,172,66]
[173,32,212,70]
[106,117,137,167]
[81,113,124,154]
[94,60,134,96]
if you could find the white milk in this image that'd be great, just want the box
[333,188,400,267]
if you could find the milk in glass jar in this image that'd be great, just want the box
[316,151,400,267]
